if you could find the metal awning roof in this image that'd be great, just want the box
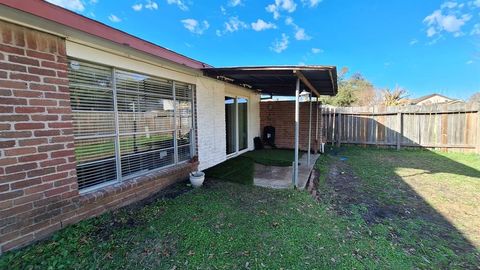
[202,66,338,97]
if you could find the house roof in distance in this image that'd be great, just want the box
[202,66,338,96]
[410,93,457,104]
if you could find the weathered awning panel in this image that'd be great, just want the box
[202,66,338,96]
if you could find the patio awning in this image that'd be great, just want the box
[202,66,338,97]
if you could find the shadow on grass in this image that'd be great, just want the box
[318,145,480,268]
[204,149,303,185]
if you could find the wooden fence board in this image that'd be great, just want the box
[322,103,479,152]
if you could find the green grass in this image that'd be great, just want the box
[204,149,301,185]
[317,146,480,268]
[204,156,254,185]
[75,134,179,163]
[0,182,422,269]
[2,147,479,269]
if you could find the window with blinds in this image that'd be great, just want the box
[68,59,195,191]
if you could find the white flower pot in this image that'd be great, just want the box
[189,171,205,188]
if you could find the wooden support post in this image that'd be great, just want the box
[337,113,342,147]
[397,112,402,150]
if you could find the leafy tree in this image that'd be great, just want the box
[320,67,378,106]
[349,73,378,106]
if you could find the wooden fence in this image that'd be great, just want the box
[321,102,480,153]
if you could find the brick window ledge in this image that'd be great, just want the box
[78,161,198,206]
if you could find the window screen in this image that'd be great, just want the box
[68,59,195,190]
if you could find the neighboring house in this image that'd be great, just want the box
[409,93,458,105]
[0,1,263,253]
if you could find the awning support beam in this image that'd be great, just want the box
[294,70,321,97]
[307,93,312,166]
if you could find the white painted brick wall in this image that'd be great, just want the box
[195,77,260,171]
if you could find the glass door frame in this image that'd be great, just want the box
[225,95,249,158]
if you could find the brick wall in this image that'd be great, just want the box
[195,78,227,170]
[0,21,196,253]
[260,100,325,152]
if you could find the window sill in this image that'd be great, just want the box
[78,161,198,205]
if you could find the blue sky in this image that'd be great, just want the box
[48,0,480,100]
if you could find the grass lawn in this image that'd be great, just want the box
[204,149,302,185]
[1,147,479,269]
[243,149,302,167]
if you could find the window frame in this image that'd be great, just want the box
[69,58,196,193]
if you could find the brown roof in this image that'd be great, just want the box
[202,66,338,96]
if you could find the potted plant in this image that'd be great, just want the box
[189,170,205,188]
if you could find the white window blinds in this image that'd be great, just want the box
[68,59,195,191]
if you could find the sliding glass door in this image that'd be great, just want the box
[225,96,236,155]
[238,98,248,151]
[225,96,248,155]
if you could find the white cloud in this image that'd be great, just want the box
[46,0,85,12]
[423,9,472,37]
[108,14,121,23]
[266,0,297,20]
[301,0,322,8]
[251,19,277,31]
[229,0,242,7]
[285,16,294,25]
[220,6,227,15]
[145,0,159,10]
[471,23,480,35]
[132,3,143,11]
[217,16,248,36]
[427,26,437,37]
[167,0,188,11]
[295,28,311,40]
[470,0,480,7]
[181,19,210,34]
[409,39,419,45]
[466,60,474,64]
[270,33,289,53]
[285,17,311,40]
[311,47,323,54]
[441,1,458,9]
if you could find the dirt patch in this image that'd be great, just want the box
[321,158,405,224]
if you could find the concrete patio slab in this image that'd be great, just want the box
[253,153,320,190]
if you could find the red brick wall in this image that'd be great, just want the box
[0,21,196,253]
[260,101,325,152]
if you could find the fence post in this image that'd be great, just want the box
[397,112,402,150]
[337,113,342,147]
[476,105,480,154]
[331,108,336,146]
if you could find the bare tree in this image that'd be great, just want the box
[468,92,480,104]
[383,86,408,106]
